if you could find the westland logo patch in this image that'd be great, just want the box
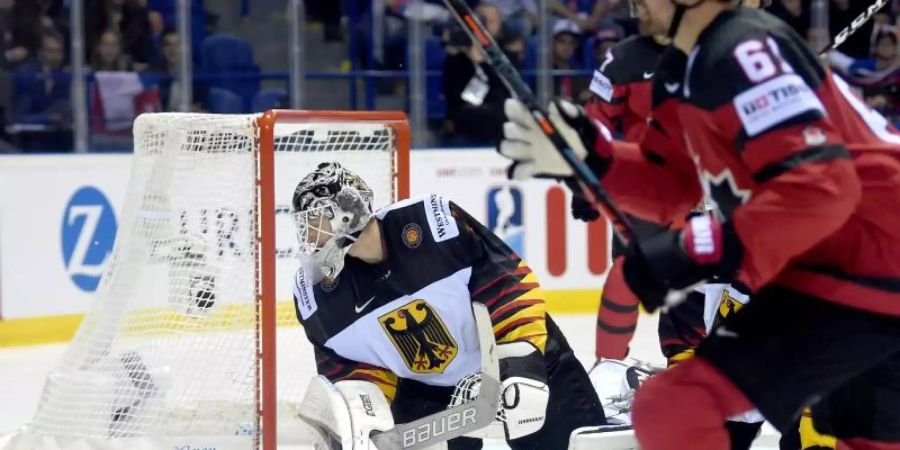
[424,194,459,242]
[379,299,457,374]
[294,268,318,319]
[589,69,614,101]
[402,223,423,249]
[61,186,117,292]
[487,186,524,257]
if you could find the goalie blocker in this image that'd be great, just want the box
[289,163,607,449]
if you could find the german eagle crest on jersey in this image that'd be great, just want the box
[379,299,457,374]
[712,289,746,330]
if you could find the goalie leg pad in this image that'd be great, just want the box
[297,376,353,448]
[334,380,395,449]
[569,425,639,450]
[297,376,394,450]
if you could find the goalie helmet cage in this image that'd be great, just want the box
[7,110,409,450]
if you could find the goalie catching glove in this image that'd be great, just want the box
[498,98,614,182]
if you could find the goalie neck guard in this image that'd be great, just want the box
[292,162,374,278]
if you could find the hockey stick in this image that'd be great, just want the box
[821,0,890,54]
[442,0,634,249]
[368,302,500,449]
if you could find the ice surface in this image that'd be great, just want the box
[0,314,779,449]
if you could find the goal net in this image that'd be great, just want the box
[5,111,409,450]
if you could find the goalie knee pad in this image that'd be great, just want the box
[297,376,394,450]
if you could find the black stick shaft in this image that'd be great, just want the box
[819,0,890,54]
[442,0,633,248]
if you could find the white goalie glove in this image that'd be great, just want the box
[496,341,550,441]
[498,98,613,181]
[499,376,550,440]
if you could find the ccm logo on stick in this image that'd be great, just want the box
[833,0,888,48]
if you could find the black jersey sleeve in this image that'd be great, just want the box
[374,194,549,354]
[447,200,549,355]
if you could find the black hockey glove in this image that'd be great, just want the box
[571,194,601,222]
[622,214,744,313]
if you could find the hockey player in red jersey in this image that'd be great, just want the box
[497,1,900,449]
[583,2,774,448]
[582,0,670,366]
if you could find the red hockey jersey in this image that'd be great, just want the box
[587,35,664,142]
[602,46,703,226]
[606,8,900,316]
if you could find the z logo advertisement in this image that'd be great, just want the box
[61,186,118,292]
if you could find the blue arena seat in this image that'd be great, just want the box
[207,87,244,114]
[147,0,208,54]
[251,89,288,112]
[525,35,539,70]
[200,33,261,111]
[584,36,599,70]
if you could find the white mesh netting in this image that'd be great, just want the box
[6,113,400,449]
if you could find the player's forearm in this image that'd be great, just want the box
[602,141,701,224]
[484,269,549,354]
[733,157,861,291]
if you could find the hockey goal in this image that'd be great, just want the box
[5,110,410,450]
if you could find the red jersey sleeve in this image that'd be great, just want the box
[597,43,703,225]
[589,66,629,130]
[691,33,862,290]
[602,132,701,225]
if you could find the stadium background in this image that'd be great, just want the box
[0,0,897,342]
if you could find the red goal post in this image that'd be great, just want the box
[3,110,410,450]
[256,110,410,449]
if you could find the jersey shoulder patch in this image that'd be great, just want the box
[734,73,825,137]
[589,68,615,102]
[422,194,460,242]
[685,9,827,132]
[293,266,318,320]
[375,194,461,243]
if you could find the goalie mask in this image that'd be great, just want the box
[292,162,374,279]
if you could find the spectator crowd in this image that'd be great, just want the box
[0,0,212,151]
[413,0,900,145]
[0,0,897,152]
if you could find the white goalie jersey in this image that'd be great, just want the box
[293,194,550,401]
